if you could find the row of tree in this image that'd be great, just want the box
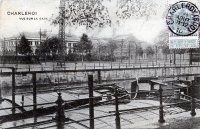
[14,30,193,64]
[15,33,93,62]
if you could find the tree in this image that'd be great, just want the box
[51,0,158,30]
[145,46,155,58]
[38,37,63,61]
[75,34,93,62]
[116,0,157,20]
[155,30,170,61]
[136,46,143,61]
[108,40,117,61]
[52,0,111,29]
[136,46,143,57]
[17,35,32,56]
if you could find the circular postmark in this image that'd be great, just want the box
[166,1,200,36]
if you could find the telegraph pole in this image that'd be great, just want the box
[2,38,5,66]
[58,0,66,67]
[128,41,131,65]
[15,38,18,68]
[120,39,124,63]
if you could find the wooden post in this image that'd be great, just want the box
[12,68,16,114]
[115,87,121,129]
[0,87,1,103]
[189,49,192,65]
[97,70,102,84]
[32,72,37,116]
[174,50,176,65]
[150,82,155,91]
[158,84,165,123]
[53,64,55,71]
[21,95,24,110]
[190,81,196,116]
[131,81,137,99]
[75,62,77,70]
[88,75,94,129]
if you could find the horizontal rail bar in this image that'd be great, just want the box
[1,65,200,74]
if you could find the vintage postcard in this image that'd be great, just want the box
[0,0,200,128]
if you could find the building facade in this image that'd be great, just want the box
[0,32,79,56]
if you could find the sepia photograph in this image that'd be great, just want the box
[0,0,200,128]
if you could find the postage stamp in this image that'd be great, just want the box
[166,1,200,36]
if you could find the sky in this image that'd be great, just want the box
[0,0,199,44]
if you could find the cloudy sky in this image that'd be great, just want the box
[0,0,199,44]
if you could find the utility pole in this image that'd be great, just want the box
[155,45,158,65]
[135,44,137,64]
[97,40,101,67]
[128,41,131,65]
[58,0,66,67]
[2,38,5,66]
[15,38,18,68]
[120,39,124,63]
[39,28,41,45]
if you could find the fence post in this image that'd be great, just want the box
[53,64,55,71]
[158,84,165,123]
[97,70,102,84]
[115,86,121,129]
[21,95,24,110]
[32,72,37,116]
[88,75,94,129]
[55,92,66,128]
[12,68,16,114]
[150,82,155,91]
[29,65,31,72]
[75,62,77,70]
[191,81,196,116]
[0,84,2,103]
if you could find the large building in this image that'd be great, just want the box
[0,32,79,56]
